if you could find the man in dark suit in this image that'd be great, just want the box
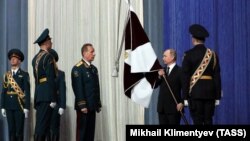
[71,43,102,141]
[48,49,66,141]
[182,24,221,125]
[32,28,57,141]
[156,49,184,125]
[1,49,30,141]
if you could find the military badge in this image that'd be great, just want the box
[73,71,79,77]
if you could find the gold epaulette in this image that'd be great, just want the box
[75,60,83,67]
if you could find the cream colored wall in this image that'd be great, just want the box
[28,0,144,141]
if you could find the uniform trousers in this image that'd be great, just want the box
[50,106,61,136]
[6,109,24,140]
[189,99,215,125]
[76,110,96,141]
[35,102,53,136]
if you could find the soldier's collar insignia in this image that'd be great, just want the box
[83,62,90,68]
[82,59,90,68]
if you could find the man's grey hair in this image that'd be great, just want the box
[167,48,177,61]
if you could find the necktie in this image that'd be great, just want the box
[13,71,16,77]
[166,67,170,76]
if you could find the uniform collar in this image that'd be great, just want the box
[39,49,48,53]
[82,58,91,66]
[11,68,20,74]
[194,44,205,48]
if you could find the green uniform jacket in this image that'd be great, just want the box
[182,44,221,100]
[1,69,30,110]
[71,60,101,112]
[32,49,56,107]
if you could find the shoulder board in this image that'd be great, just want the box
[23,70,28,73]
[3,71,11,82]
[21,70,29,74]
[44,53,50,59]
[4,71,11,76]
[3,73,6,81]
[75,60,83,67]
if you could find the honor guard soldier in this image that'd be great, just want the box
[182,24,222,125]
[48,49,66,141]
[1,49,30,141]
[71,43,102,141]
[32,28,57,141]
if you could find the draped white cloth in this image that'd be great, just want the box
[28,0,144,140]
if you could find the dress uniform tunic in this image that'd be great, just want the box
[71,59,101,141]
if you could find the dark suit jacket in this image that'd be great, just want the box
[55,70,66,109]
[182,44,221,100]
[1,68,30,110]
[156,65,183,114]
[71,60,102,112]
[32,49,57,107]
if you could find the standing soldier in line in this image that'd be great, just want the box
[1,49,30,141]
[32,28,57,141]
[48,49,66,141]
[182,24,222,125]
[71,43,102,141]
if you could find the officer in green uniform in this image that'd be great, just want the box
[182,24,222,125]
[71,43,102,141]
[48,49,66,141]
[32,28,57,141]
[1,49,30,141]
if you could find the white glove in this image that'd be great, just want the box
[1,109,6,117]
[23,109,29,118]
[184,100,189,106]
[58,108,64,115]
[215,100,220,106]
[50,102,57,108]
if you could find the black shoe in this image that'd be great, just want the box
[17,136,23,141]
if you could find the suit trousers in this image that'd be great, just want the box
[158,112,181,125]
